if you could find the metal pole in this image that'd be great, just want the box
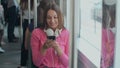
[28,0,31,24]
[34,0,37,28]
[28,0,32,68]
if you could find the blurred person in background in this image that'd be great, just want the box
[7,0,19,43]
[0,0,5,53]
[18,0,34,68]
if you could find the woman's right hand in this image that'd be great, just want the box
[43,39,53,49]
[40,39,53,55]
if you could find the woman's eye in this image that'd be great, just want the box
[47,16,51,19]
[54,16,58,19]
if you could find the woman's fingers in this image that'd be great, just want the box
[43,39,53,49]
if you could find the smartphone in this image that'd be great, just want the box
[47,36,56,40]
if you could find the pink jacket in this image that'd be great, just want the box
[31,28,69,68]
[101,28,115,68]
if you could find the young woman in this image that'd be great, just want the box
[23,0,56,68]
[31,4,69,68]
[18,0,34,68]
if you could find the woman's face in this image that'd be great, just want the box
[47,9,58,30]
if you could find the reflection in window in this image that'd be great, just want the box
[101,1,116,68]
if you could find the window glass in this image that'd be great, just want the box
[77,0,102,67]
[80,0,102,50]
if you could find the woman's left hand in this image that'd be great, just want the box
[50,41,59,49]
[50,41,63,56]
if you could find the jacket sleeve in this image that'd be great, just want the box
[31,29,45,67]
[58,30,69,67]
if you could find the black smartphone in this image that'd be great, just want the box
[47,36,56,40]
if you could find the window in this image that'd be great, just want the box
[77,0,102,67]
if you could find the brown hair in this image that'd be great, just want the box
[20,0,34,10]
[37,0,56,27]
[39,0,56,10]
[102,4,116,28]
[41,4,64,29]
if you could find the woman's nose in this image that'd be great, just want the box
[51,18,55,23]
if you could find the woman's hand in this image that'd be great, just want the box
[40,39,53,55]
[43,39,53,49]
[50,41,63,56]
[41,40,63,56]
[43,39,59,50]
